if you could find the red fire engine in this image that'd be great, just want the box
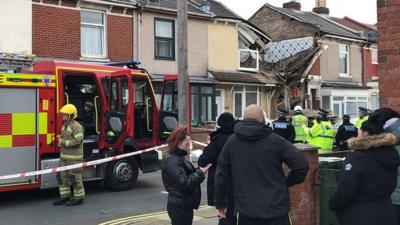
[0,58,181,192]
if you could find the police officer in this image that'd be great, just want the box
[335,114,357,151]
[273,108,295,142]
[309,108,335,154]
[355,107,369,129]
[53,104,85,206]
[291,105,309,143]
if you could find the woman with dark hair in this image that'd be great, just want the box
[370,108,400,224]
[161,125,211,225]
[329,120,400,225]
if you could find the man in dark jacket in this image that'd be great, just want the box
[198,112,235,225]
[215,105,309,225]
[273,108,295,142]
[335,114,358,151]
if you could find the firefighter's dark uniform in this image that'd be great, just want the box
[335,115,358,151]
[273,108,295,142]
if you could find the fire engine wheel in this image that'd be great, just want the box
[105,158,139,191]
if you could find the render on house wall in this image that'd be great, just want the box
[208,22,238,71]
[136,11,208,76]
[0,0,32,54]
[318,39,362,83]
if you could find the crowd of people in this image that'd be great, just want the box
[161,105,400,225]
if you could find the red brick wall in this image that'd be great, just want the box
[377,0,400,110]
[33,4,134,62]
[107,15,134,62]
[364,49,378,81]
[308,58,321,75]
[32,4,80,59]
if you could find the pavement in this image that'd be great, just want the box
[98,205,218,225]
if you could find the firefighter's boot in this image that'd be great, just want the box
[52,198,69,206]
[66,198,83,206]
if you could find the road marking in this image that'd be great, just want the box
[99,205,210,225]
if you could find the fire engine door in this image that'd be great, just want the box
[159,76,179,140]
[106,70,133,144]
[0,88,38,185]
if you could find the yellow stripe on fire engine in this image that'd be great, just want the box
[12,113,35,135]
[47,133,54,145]
[0,73,56,87]
[39,112,48,134]
[0,135,12,148]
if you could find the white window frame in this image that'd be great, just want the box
[329,95,368,117]
[339,44,351,77]
[80,9,107,58]
[371,48,378,65]
[233,86,261,119]
[238,49,259,72]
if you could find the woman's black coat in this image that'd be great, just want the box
[329,133,400,225]
[161,149,205,209]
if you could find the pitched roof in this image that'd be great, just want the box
[209,70,280,85]
[141,0,212,17]
[331,17,377,41]
[259,3,366,41]
[190,0,241,19]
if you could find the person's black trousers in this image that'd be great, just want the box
[237,213,290,225]
[167,202,194,225]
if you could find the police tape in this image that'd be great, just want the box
[0,140,209,181]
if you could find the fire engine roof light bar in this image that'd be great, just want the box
[104,61,141,69]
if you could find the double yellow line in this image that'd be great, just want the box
[99,205,209,225]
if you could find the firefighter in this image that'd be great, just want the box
[272,108,295,142]
[355,107,369,129]
[335,114,357,151]
[53,104,85,206]
[291,105,309,143]
[308,108,335,154]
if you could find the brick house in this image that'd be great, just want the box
[250,1,373,119]
[133,0,214,124]
[331,16,379,110]
[377,0,400,110]
[32,0,135,63]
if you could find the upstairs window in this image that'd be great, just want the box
[81,10,106,58]
[371,49,378,65]
[155,19,175,60]
[339,44,350,77]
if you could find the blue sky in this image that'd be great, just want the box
[218,0,377,24]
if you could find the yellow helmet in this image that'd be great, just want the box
[60,104,78,119]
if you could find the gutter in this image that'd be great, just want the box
[142,6,212,19]
[82,0,135,8]
[323,34,367,43]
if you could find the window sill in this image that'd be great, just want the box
[80,57,110,63]
[339,74,352,78]
[154,57,175,61]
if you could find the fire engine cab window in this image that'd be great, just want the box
[111,79,119,111]
[121,78,129,112]
[163,81,177,112]
[133,78,153,140]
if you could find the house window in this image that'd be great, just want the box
[191,85,215,124]
[155,19,175,60]
[330,96,368,117]
[233,86,260,118]
[81,10,106,57]
[370,93,379,110]
[339,44,350,76]
[371,49,378,64]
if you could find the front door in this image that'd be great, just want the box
[215,89,225,120]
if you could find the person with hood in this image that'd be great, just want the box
[329,120,400,225]
[273,108,295,142]
[369,108,400,224]
[291,105,309,143]
[215,105,309,225]
[335,114,358,151]
[161,126,211,225]
[198,112,235,225]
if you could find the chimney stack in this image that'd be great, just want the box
[283,0,301,11]
[313,0,330,15]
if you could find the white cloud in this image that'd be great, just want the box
[217,0,377,24]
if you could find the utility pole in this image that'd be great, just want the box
[177,0,189,126]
